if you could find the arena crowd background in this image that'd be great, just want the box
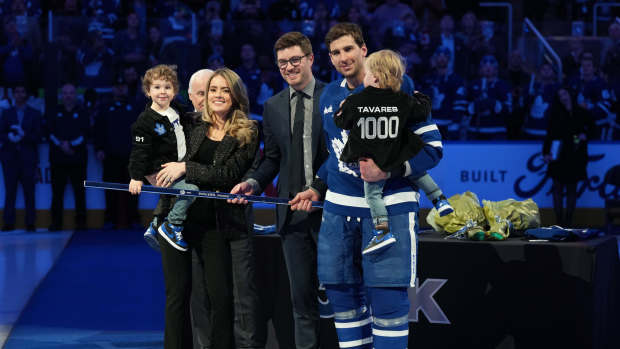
[1,0,620,229]
[0,1,619,349]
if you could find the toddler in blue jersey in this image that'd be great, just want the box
[334,50,454,255]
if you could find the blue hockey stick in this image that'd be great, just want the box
[84,181,324,208]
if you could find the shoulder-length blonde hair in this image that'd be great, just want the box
[202,68,257,146]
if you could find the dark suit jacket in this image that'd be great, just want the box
[185,122,260,238]
[128,100,191,180]
[247,80,328,232]
[0,105,42,165]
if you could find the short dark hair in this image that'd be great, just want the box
[325,22,365,51]
[273,31,313,57]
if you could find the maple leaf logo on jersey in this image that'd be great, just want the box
[154,123,166,135]
[331,130,358,177]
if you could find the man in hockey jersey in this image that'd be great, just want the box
[591,89,619,141]
[290,22,444,349]
[419,45,468,140]
[466,54,512,139]
[567,53,610,112]
[567,53,618,140]
[523,62,559,140]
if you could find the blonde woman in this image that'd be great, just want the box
[155,68,263,349]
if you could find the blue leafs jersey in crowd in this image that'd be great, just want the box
[419,71,468,136]
[467,77,512,136]
[567,74,610,111]
[523,80,559,139]
[592,96,620,141]
[566,73,619,141]
[317,74,443,222]
[568,77,620,141]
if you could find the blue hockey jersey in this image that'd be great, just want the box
[316,76,444,218]
[419,71,468,128]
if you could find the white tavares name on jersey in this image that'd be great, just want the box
[356,106,399,113]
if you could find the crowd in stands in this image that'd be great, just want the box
[1,0,619,231]
[0,0,619,145]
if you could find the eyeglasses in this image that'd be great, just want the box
[276,54,309,69]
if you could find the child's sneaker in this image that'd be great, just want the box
[158,222,189,252]
[362,229,396,255]
[433,197,454,217]
[144,222,160,251]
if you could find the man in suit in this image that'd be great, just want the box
[48,82,90,231]
[0,83,42,231]
[230,31,328,349]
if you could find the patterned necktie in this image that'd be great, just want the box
[288,91,306,197]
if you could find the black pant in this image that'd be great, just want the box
[280,211,320,349]
[155,195,211,349]
[191,247,211,349]
[1,159,36,226]
[102,156,139,226]
[160,224,264,349]
[50,163,86,228]
[552,180,578,227]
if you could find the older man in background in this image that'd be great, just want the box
[187,68,214,349]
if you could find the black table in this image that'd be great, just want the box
[412,232,620,349]
[253,232,620,349]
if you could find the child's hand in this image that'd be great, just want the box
[129,179,143,195]
[335,99,346,117]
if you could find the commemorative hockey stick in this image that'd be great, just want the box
[84,181,324,208]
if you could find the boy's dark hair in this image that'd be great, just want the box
[141,64,179,96]
[273,31,313,57]
[325,22,365,51]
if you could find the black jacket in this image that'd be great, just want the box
[0,105,42,165]
[335,87,427,172]
[184,121,260,237]
[94,100,138,158]
[245,80,327,232]
[48,105,90,164]
[128,100,191,180]
[543,102,595,183]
